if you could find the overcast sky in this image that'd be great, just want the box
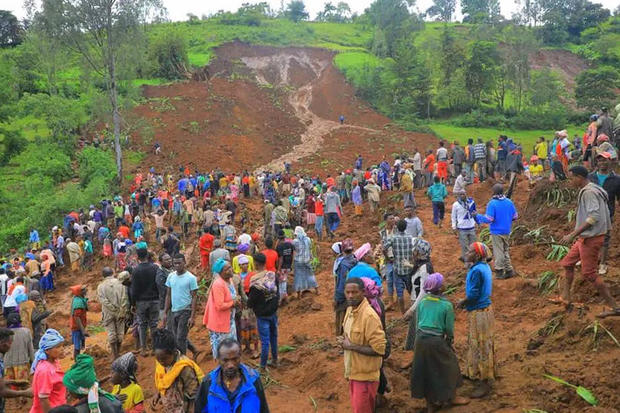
[1,0,616,22]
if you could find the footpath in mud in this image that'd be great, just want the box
[12,42,618,413]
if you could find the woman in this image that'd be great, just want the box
[30,329,66,413]
[292,226,318,298]
[153,328,203,413]
[410,273,468,412]
[232,243,254,274]
[111,353,145,413]
[4,313,34,383]
[458,242,496,399]
[236,256,259,359]
[63,354,123,412]
[40,254,54,293]
[203,259,239,359]
[404,239,434,352]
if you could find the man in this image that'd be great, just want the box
[587,152,620,275]
[338,278,386,413]
[452,190,478,266]
[162,226,180,256]
[355,154,363,170]
[453,169,469,194]
[29,228,40,250]
[476,184,518,279]
[164,253,199,355]
[195,338,269,412]
[66,238,82,273]
[404,207,423,238]
[272,201,288,236]
[379,214,397,310]
[436,141,449,183]
[156,253,173,322]
[473,138,487,182]
[96,267,129,359]
[364,179,381,212]
[427,176,448,227]
[534,137,547,170]
[465,138,475,183]
[384,219,416,313]
[209,239,230,271]
[557,166,618,318]
[324,186,342,239]
[0,328,32,411]
[261,238,278,273]
[399,169,414,209]
[452,141,465,177]
[263,201,274,239]
[198,227,215,272]
[333,239,357,336]
[131,248,160,356]
[412,148,422,188]
[495,135,508,180]
[596,107,613,139]
[275,231,294,305]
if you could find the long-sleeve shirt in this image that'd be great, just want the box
[351,186,362,205]
[477,196,517,235]
[427,183,448,202]
[30,230,40,243]
[130,262,159,303]
[384,233,415,277]
[453,174,468,193]
[404,217,423,238]
[465,261,492,311]
[324,191,342,214]
[451,198,477,231]
[343,299,386,382]
[334,255,357,304]
[97,277,129,318]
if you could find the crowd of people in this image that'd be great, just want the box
[0,109,618,413]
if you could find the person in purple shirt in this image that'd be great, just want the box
[476,184,518,279]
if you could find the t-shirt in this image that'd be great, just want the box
[597,173,608,186]
[262,249,279,272]
[276,241,294,269]
[112,382,144,411]
[529,164,543,177]
[436,147,448,161]
[30,360,67,413]
[165,271,198,312]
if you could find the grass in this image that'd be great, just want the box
[124,150,146,167]
[132,78,172,86]
[1,115,50,140]
[425,121,584,149]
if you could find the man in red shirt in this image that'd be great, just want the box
[118,223,130,239]
[261,238,279,272]
[198,227,215,271]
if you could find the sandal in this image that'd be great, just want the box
[596,308,620,319]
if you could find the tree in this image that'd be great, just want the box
[529,69,564,107]
[316,2,352,22]
[425,0,456,22]
[366,0,420,57]
[461,0,501,24]
[515,0,543,26]
[537,0,611,44]
[390,41,433,119]
[501,25,538,112]
[0,10,22,47]
[575,66,619,110]
[437,26,467,110]
[286,0,309,22]
[149,31,189,80]
[37,0,164,184]
[464,40,500,106]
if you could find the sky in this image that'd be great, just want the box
[1,0,616,22]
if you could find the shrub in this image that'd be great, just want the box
[0,126,25,165]
[77,147,117,187]
[149,31,189,79]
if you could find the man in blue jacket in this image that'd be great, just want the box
[195,337,269,413]
[476,184,518,279]
[333,239,357,336]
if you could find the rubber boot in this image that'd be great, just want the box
[398,297,405,314]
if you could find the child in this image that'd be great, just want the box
[69,285,88,359]
[111,352,145,413]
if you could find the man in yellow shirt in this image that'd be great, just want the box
[528,156,544,187]
[534,137,548,168]
[338,277,386,413]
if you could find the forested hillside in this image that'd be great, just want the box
[0,0,618,249]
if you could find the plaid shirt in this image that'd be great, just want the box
[384,232,415,276]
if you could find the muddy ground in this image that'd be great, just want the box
[9,43,618,413]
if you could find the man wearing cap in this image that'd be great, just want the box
[587,151,620,275]
[334,239,357,335]
[557,166,618,318]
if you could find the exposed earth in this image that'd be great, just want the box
[10,43,618,413]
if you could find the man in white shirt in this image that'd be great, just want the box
[451,190,477,266]
[453,169,469,194]
[412,148,422,189]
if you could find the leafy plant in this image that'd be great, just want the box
[278,345,296,353]
[538,271,558,295]
[547,244,569,261]
[544,374,598,406]
[538,314,564,336]
[479,227,491,244]
[567,209,575,223]
[524,225,548,244]
[581,320,620,351]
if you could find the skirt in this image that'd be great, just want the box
[4,364,29,382]
[465,307,497,381]
[240,308,259,344]
[41,273,54,292]
[209,316,237,359]
[410,333,462,403]
[293,262,318,291]
[306,212,316,225]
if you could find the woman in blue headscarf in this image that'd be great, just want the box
[31,329,67,412]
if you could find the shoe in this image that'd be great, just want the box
[598,264,608,275]
[497,271,514,280]
[494,270,505,279]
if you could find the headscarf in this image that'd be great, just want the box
[331,242,342,255]
[238,255,249,265]
[117,271,130,283]
[237,243,250,253]
[471,242,492,262]
[111,352,138,383]
[31,328,65,373]
[250,271,278,299]
[412,238,432,260]
[423,272,444,293]
[7,313,21,328]
[63,354,112,412]
[212,258,227,275]
[361,277,382,317]
[341,238,354,252]
[70,285,88,315]
[294,226,306,238]
[354,243,372,261]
